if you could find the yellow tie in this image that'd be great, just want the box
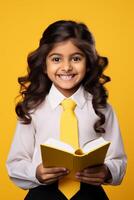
[58,99,80,199]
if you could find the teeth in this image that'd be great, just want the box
[59,75,74,80]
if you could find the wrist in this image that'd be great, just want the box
[104,165,112,183]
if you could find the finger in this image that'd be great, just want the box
[76,171,105,179]
[82,165,104,174]
[44,167,68,174]
[81,181,102,186]
[42,170,69,182]
[44,177,59,185]
[76,176,104,185]
[42,172,68,184]
[76,171,96,178]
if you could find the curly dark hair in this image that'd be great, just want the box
[16,20,110,133]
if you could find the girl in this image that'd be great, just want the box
[7,20,127,200]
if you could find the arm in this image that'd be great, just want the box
[75,104,127,185]
[6,121,69,189]
[6,121,39,189]
[103,104,127,185]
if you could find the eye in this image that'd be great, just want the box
[72,56,81,62]
[51,57,61,63]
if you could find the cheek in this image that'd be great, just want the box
[81,69,87,79]
[79,66,87,80]
[45,64,59,80]
[45,61,53,74]
[45,68,52,78]
[43,59,49,74]
[79,63,87,75]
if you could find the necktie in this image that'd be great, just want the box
[58,99,80,199]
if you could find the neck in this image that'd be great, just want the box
[55,85,81,97]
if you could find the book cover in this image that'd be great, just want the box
[41,137,110,179]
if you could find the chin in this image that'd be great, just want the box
[60,84,78,90]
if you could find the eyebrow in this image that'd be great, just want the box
[48,52,85,57]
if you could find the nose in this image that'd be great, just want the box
[62,60,72,71]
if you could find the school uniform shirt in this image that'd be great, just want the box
[6,84,127,190]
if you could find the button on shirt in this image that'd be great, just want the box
[6,84,127,189]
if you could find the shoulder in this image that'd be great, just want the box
[98,102,115,116]
[105,103,117,116]
[100,103,120,126]
[83,89,93,102]
[84,90,113,113]
[30,97,49,119]
[80,88,118,121]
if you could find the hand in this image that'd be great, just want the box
[75,164,112,186]
[36,163,69,184]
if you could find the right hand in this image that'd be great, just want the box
[36,163,69,184]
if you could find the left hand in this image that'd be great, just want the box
[75,164,112,186]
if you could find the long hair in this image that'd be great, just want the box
[16,20,110,133]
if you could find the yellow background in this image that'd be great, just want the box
[0,0,134,199]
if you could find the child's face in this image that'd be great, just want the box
[45,40,86,97]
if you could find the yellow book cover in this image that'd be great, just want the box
[41,137,110,179]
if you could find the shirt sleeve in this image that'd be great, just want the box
[6,121,42,189]
[103,104,127,185]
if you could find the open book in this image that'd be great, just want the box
[41,137,110,179]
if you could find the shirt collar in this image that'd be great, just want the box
[48,84,92,110]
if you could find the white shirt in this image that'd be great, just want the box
[6,84,127,189]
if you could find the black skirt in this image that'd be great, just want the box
[24,182,109,200]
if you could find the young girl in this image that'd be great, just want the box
[7,20,127,200]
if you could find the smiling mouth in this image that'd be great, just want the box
[57,74,76,80]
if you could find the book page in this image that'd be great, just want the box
[82,137,110,153]
[43,138,74,153]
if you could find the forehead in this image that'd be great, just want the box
[48,40,83,55]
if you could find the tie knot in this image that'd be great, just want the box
[61,99,76,111]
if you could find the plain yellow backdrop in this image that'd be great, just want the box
[0,0,134,199]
